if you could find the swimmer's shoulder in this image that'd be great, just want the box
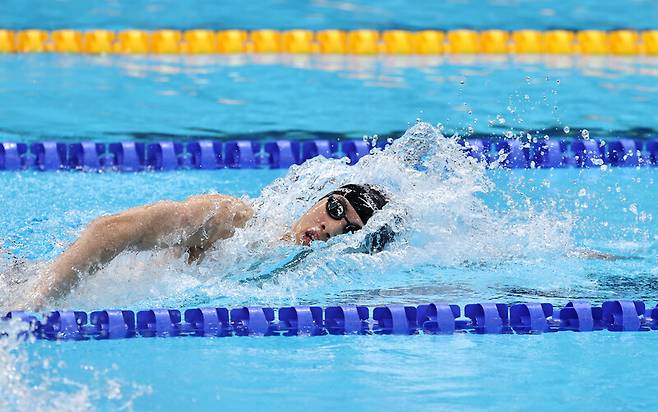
[185,194,254,227]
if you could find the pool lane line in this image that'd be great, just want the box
[2,301,654,339]
[1,139,657,171]
[0,29,657,55]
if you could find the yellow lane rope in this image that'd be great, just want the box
[0,29,657,55]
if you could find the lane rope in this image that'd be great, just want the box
[2,300,654,339]
[1,138,657,171]
[0,29,657,55]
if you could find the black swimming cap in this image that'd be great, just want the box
[326,183,389,225]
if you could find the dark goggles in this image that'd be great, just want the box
[326,195,362,234]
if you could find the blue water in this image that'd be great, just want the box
[2,55,658,141]
[1,165,657,411]
[1,0,658,31]
[24,333,656,412]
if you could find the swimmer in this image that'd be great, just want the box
[26,184,389,309]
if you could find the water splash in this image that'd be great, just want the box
[0,318,151,411]
[0,122,581,409]
[3,121,571,310]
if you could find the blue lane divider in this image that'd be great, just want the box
[496,140,529,168]
[6,300,658,341]
[559,301,603,332]
[509,303,555,334]
[343,140,370,165]
[464,303,511,334]
[572,140,604,168]
[136,309,182,337]
[184,307,230,336]
[90,310,136,339]
[601,300,647,332]
[372,305,418,335]
[187,141,223,169]
[0,143,28,170]
[224,141,260,168]
[69,142,105,170]
[606,139,639,167]
[41,310,88,340]
[230,307,276,336]
[2,138,658,171]
[648,141,658,164]
[325,305,369,335]
[530,140,566,168]
[301,139,336,162]
[463,139,490,162]
[416,303,461,334]
[30,142,68,170]
[265,141,300,168]
[147,142,184,170]
[278,306,324,336]
[108,142,145,172]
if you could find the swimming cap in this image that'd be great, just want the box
[326,184,389,225]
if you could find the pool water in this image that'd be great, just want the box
[2,0,658,31]
[2,54,658,141]
[1,135,657,410]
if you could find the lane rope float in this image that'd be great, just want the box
[2,300,655,340]
[0,29,657,56]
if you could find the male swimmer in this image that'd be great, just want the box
[27,184,389,309]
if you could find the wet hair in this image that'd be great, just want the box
[323,184,396,253]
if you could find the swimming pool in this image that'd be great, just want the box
[2,3,658,412]
[2,130,657,411]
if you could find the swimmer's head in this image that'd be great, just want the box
[290,184,389,247]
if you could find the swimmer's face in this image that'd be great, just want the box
[290,195,365,246]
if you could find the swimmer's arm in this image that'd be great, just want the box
[568,248,630,261]
[33,195,253,307]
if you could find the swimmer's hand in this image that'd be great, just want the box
[29,194,253,309]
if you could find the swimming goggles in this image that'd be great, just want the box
[326,195,362,234]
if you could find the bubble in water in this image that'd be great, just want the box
[581,129,590,139]
[563,126,570,134]
[629,203,638,215]
[496,115,506,124]
[504,131,514,139]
